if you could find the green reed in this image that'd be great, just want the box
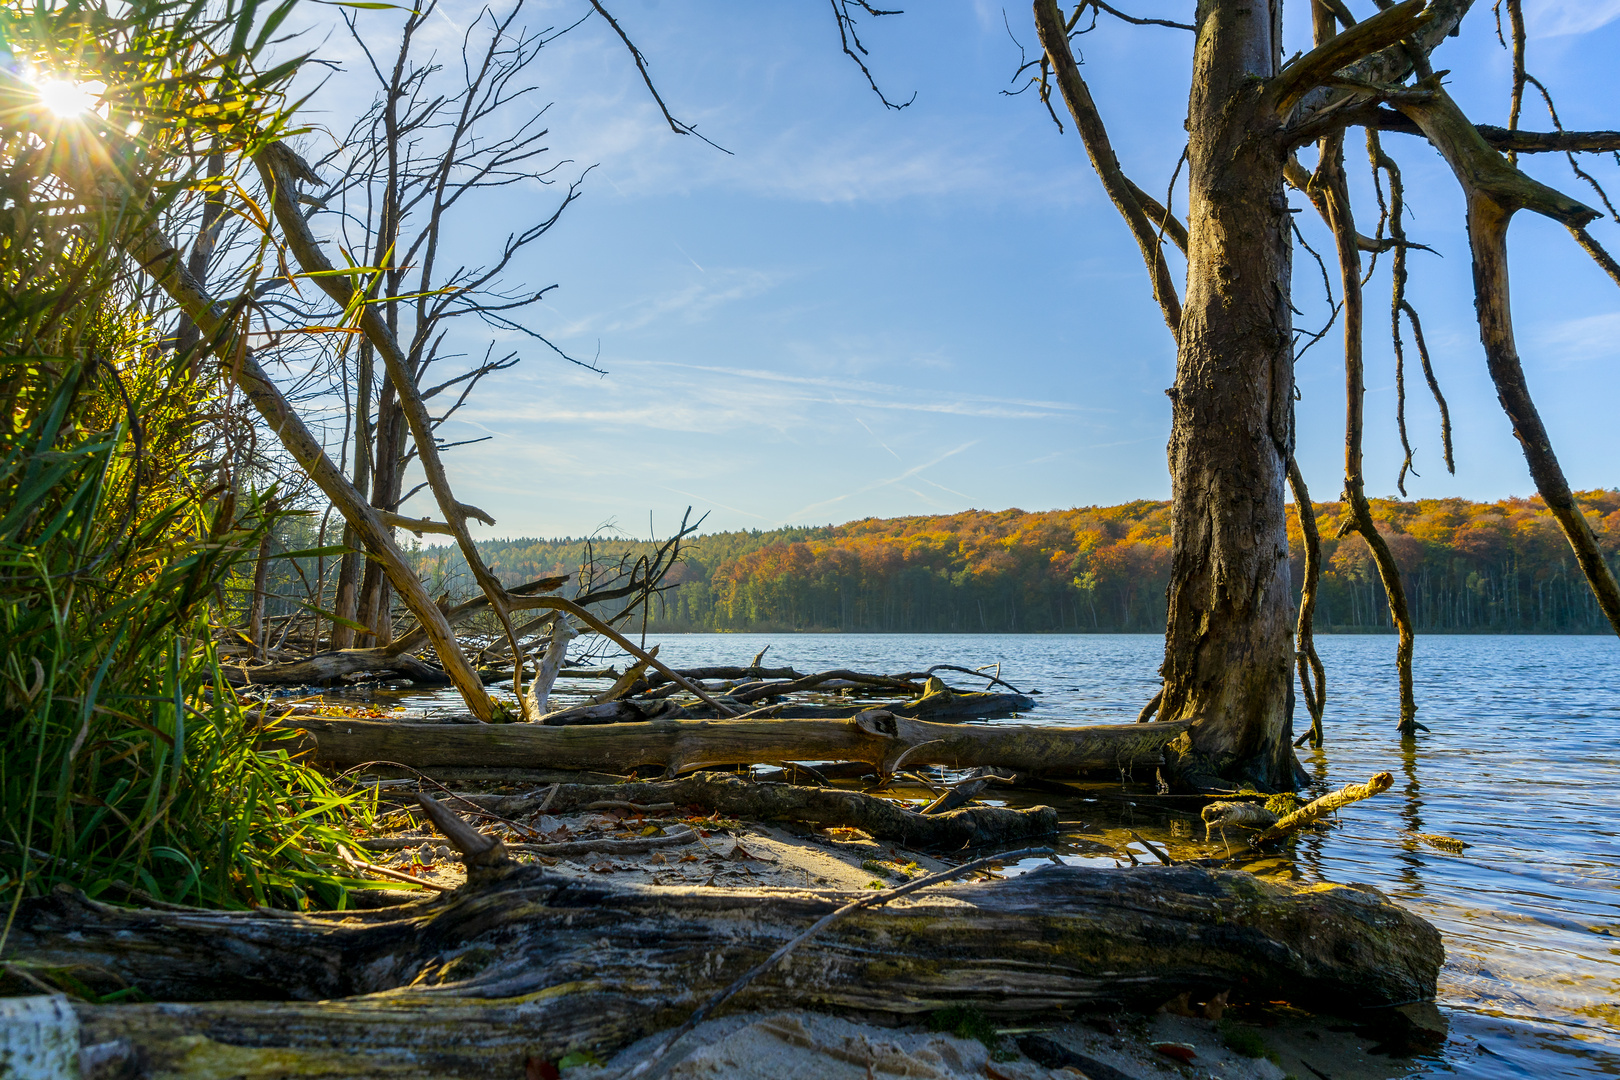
[0,0,378,935]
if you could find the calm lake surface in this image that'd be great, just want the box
[357,633,1620,1078]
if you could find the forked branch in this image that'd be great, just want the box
[1392,85,1620,638]
[1268,0,1431,117]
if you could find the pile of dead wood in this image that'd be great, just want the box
[5,787,1443,1079]
[233,644,1042,727]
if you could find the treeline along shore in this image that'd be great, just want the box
[409,492,1620,634]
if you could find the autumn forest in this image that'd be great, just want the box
[403,491,1620,636]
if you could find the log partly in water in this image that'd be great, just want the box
[279,709,1189,778]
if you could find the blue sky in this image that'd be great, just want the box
[295,0,1620,540]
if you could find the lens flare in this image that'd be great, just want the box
[36,79,102,117]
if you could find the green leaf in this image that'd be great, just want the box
[295,602,369,634]
[274,544,351,560]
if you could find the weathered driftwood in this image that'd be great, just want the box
[539,688,1038,726]
[232,647,454,686]
[459,772,1058,850]
[1201,799,1279,841]
[1253,771,1393,843]
[281,710,1189,778]
[728,668,921,702]
[1200,772,1395,845]
[12,859,1442,1078]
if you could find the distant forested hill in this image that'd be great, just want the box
[409,492,1620,634]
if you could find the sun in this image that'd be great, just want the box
[36,78,103,118]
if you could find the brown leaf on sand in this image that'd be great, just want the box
[1151,1041,1197,1063]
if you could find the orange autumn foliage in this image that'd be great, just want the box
[423,491,1620,634]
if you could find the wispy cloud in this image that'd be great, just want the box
[665,362,1096,417]
[1525,0,1620,36]
[782,440,978,523]
[660,486,770,521]
[1532,311,1620,365]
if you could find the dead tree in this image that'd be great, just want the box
[303,1,597,655]
[1012,0,1620,783]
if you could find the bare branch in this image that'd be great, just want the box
[827,0,916,110]
[1474,126,1620,154]
[1393,79,1598,227]
[586,0,735,152]
[1391,86,1620,638]
[1570,225,1620,290]
[1268,0,1430,117]
[1286,457,1326,748]
[1032,0,1182,341]
[1084,1,1193,32]
[88,171,496,717]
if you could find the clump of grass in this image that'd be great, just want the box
[927,1005,1017,1061]
[0,362,376,924]
[0,0,374,928]
[1219,1021,1278,1063]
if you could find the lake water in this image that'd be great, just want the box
[352,632,1620,1078]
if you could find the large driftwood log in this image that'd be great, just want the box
[281,711,1189,777]
[231,647,453,686]
[460,772,1058,850]
[12,862,1441,1078]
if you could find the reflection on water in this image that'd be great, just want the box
[324,632,1620,1078]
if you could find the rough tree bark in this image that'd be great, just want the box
[9,861,1442,1077]
[1152,0,1300,790]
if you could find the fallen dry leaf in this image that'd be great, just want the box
[1150,1041,1197,1063]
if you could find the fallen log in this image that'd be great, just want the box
[538,689,1037,726]
[280,710,1190,778]
[458,772,1059,850]
[9,858,1443,1079]
[642,664,805,686]
[729,668,921,701]
[229,647,453,686]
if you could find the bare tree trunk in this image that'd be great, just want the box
[360,381,406,646]
[1287,459,1326,748]
[247,529,272,660]
[171,148,224,364]
[524,615,576,717]
[330,342,374,650]
[1156,0,1299,790]
[1313,123,1421,736]
[278,711,1191,777]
